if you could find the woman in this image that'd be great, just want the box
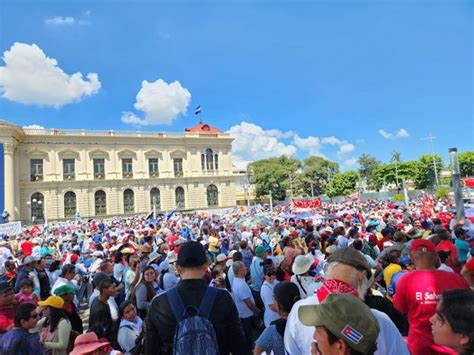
[47,260,61,287]
[54,284,83,333]
[118,301,143,355]
[290,254,321,299]
[260,263,279,327]
[430,289,474,355]
[254,281,300,355]
[36,295,72,355]
[124,254,139,300]
[70,332,118,355]
[130,266,157,318]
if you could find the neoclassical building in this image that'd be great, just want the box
[0,120,236,223]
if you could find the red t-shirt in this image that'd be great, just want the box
[393,269,469,355]
[436,240,459,271]
[20,241,33,256]
[0,305,15,333]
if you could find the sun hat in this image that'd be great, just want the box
[147,251,162,265]
[216,253,228,263]
[22,256,36,266]
[292,254,314,275]
[298,293,379,354]
[54,284,77,296]
[325,245,337,254]
[140,244,152,253]
[70,332,109,355]
[38,295,64,309]
[327,247,371,272]
[167,251,178,264]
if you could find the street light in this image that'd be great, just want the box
[269,183,278,212]
[27,199,43,224]
[449,148,465,222]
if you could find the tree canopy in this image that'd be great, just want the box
[326,171,359,197]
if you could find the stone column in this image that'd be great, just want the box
[3,141,17,221]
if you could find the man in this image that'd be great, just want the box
[233,260,260,354]
[146,241,246,354]
[35,255,51,300]
[51,264,79,305]
[285,248,409,355]
[250,245,267,305]
[14,256,37,293]
[89,277,118,346]
[0,303,43,354]
[0,282,16,334]
[393,239,469,355]
[299,293,380,355]
[377,227,395,252]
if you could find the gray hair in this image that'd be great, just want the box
[232,261,246,275]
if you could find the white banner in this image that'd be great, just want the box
[0,221,22,236]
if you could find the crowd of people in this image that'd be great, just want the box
[0,196,472,355]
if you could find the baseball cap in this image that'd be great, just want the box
[398,255,412,267]
[298,293,379,354]
[464,257,474,272]
[177,241,208,268]
[38,295,65,309]
[54,284,77,296]
[410,239,436,253]
[255,246,266,257]
[327,247,371,272]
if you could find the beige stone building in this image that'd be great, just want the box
[0,120,236,223]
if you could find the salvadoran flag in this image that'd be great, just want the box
[194,105,201,115]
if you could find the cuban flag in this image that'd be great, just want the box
[194,105,201,115]
[341,325,363,344]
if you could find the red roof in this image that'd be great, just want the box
[185,122,222,134]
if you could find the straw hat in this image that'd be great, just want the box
[292,254,314,275]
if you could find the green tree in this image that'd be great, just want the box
[372,161,419,190]
[296,156,339,197]
[414,154,444,189]
[248,156,301,201]
[459,151,474,177]
[357,154,381,190]
[326,171,359,197]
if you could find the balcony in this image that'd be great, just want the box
[63,173,75,181]
[94,173,105,180]
[30,174,43,182]
[149,172,159,178]
[123,172,133,179]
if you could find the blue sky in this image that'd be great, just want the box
[0,0,472,170]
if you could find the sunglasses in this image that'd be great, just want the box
[265,272,276,277]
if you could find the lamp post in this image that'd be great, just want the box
[449,148,465,222]
[26,198,42,224]
[269,183,278,212]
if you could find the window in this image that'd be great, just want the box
[149,158,159,177]
[150,188,161,211]
[64,191,76,218]
[201,154,205,170]
[206,149,214,170]
[175,187,185,208]
[94,159,105,179]
[124,189,134,214]
[214,154,219,170]
[95,190,107,216]
[30,159,43,181]
[30,192,44,222]
[207,185,218,207]
[122,159,133,178]
[174,158,183,177]
[63,159,75,180]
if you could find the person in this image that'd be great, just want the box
[0,260,17,287]
[36,255,52,300]
[15,278,40,305]
[51,264,79,304]
[54,284,83,333]
[435,230,460,272]
[454,228,470,264]
[0,303,44,354]
[430,289,474,355]
[383,249,401,298]
[36,295,72,355]
[89,277,119,347]
[387,255,413,298]
[47,260,62,287]
[118,301,143,355]
[254,281,300,355]
[438,251,455,272]
[123,254,139,300]
[298,293,380,355]
[158,251,179,291]
[260,263,279,327]
[130,266,157,318]
[146,241,246,354]
[14,255,37,293]
[290,254,321,299]
[69,332,113,355]
[285,248,409,355]
[0,282,16,334]
[393,239,470,355]
[209,264,227,289]
[250,246,267,305]
[461,257,474,288]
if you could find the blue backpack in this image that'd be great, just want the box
[167,286,219,355]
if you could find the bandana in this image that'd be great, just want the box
[316,278,359,302]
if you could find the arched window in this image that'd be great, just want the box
[214,153,219,170]
[124,189,135,214]
[207,185,218,207]
[30,192,44,223]
[64,191,76,218]
[150,188,161,211]
[175,187,185,209]
[95,190,107,216]
[206,148,214,170]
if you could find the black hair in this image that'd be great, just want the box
[20,278,34,289]
[232,251,243,262]
[98,277,115,293]
[273,281,300,314]
[14,303,36,327]
[437,250,451,263]
[61,264,76,277]
[454,228,466,239]
[119,300,136,319]
[114,252,123,264]
[49,260,61,273]
[352,239,363,251]
[388,249,401,264]
[438,289,474,355]
[211,264,224,279]
[48,306,68,333]
[325,326,377,355]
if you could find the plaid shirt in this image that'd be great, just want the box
[0,327,44,354]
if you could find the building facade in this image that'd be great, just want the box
[0,120,236,223]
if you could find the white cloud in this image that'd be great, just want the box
[121,79,191,126]
[228,121,298,163]
[342,157,358,169]
[293,135,322,156]
[321,136,345,145]
[0,42,101,108]
[338,143,355,154]
[45,16,76,25]
[379,128,410,139]
[23,124,45,129]
[266,129,296,139]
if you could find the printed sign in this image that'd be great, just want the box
[0,221,22,236]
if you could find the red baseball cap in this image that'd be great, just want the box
[464,257,474,272]
[410,239,436,253]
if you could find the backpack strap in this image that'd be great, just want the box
[167,287,186,321]
[198,286,218,319]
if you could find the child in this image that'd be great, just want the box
[15,278,39,305]
[383,249,402,300]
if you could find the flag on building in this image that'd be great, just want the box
[194,105,201,115]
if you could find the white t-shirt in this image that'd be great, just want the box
[290,275,322,299]
[260,280,279,327]
[284,294,410,355]
[114,263,125,281]
[232,277,254,319]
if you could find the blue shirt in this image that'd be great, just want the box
[255,324,285,355]
[250,257,264,292]
[455,238,470,262]
[0,328,44,355]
